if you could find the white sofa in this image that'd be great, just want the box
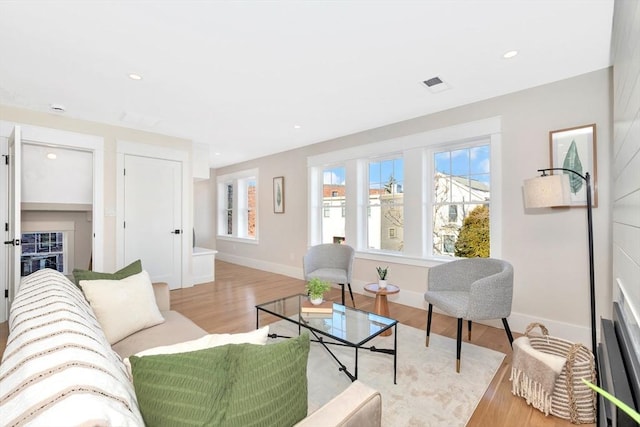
[0,269,381,426]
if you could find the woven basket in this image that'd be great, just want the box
[524,323,596,424]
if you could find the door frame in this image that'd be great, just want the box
[0,122,104,321]
[116,140,191,288]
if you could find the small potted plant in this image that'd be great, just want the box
[376,266,388,289]
[305,277,331,305]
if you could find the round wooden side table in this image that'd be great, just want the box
[364,283,400,336]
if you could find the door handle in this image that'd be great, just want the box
[4,239,20,246]
[171,230,182,235]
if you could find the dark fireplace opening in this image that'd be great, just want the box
[598,302,640,426]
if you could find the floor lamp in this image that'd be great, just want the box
[523,168,597,371]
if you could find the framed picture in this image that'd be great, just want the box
[549,123,597,207]
[273,176,285,213]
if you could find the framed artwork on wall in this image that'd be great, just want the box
[273,176,285,213]
[549,123,597,207]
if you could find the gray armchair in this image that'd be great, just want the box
[424,258,514,372]
[303,243,355,307]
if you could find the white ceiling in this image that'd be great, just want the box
[0,1,614,169]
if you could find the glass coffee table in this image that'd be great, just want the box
[256,294,397,384]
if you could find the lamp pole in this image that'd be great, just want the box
[537,168,597,370]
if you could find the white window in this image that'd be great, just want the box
[307,117,502,261]
[224,183,233,235]
[432,144,490,258]
[323,203,330,218]
[367,157,404,252]
[217,169,258,241]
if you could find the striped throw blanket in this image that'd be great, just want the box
[510,336,566,415]
[0,269,144,426]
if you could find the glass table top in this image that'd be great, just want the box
[256,294,397,346]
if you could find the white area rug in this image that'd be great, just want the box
[268,320,505,427]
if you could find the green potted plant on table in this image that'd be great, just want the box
[376,266,388,289]
[306,278,331,305]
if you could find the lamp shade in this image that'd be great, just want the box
[523,174,571,208]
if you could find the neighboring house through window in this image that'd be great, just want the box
[307,117,502,261]
[320,166,346,244]
[432,144,491,257]
[368,157,404,252]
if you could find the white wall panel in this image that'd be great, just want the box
[613,152,640,201]
[611,0,640,357]
[613,114,640,175]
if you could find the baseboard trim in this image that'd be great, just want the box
[216,253,594,348]
[216,252,303,280]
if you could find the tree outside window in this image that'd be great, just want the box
[432,144,490,257]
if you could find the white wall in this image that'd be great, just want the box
[212,68,613,347]
[193,178,216,249]
[22,144,92,205]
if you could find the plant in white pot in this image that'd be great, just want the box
[305,278,331,305]
[376,266,388,289]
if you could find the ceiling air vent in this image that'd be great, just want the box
[421,76,451,93]
[423,77,443,87]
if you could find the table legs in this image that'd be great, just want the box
[373,294,392,336]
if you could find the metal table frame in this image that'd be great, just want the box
[256,294,398,384]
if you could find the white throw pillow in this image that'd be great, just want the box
[123,325,270,376]
[80,270,165,345]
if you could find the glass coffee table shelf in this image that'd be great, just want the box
[256,294,397,384]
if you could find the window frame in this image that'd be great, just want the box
[429,140,492,258]
[313,164,348,245]
[365,154,404,253]
[217,168,259,242]
[307,116,502,265]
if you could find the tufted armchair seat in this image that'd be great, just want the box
[303,243,355,307]
[424,257,514,372]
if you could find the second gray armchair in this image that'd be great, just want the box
[303,243,355,307]
[424,257,514,372]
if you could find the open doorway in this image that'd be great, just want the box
[20,143,94,278]
[0,123,104,321]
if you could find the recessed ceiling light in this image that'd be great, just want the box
[293,124,301,129]
[128,73,143,80]
[503,50,518,59]
[214,152,221,156]
[46,153,57,160]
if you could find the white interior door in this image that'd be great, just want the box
[5,126,22,316]
[123,154,182,289]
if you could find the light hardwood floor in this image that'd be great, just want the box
[0,261,591,427]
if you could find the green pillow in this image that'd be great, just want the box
[130,344,233,427]
[130,333,310,427]
[223,333,310,426]
[72,259,142,286]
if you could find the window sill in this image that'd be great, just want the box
[354,250,454,268]
[216,235,259,245]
